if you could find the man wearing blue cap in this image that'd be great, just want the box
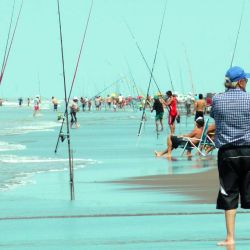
[211,66,250,246]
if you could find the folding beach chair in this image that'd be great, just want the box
[201,132,216,155]
[180,118,210,157]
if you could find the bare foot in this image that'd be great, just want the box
[217,240,235,246]
[154,151,162,157]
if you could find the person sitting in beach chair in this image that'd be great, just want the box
[155,117,204,158]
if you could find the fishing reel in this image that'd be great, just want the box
[59,132,66,142]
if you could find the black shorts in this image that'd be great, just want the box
[217,146,250,210]
[194,111,204,121]
[171,136,189,149]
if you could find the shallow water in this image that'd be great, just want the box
[0,104,216,192]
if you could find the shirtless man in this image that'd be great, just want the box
[51,96,58,111]
[194,94,206,120]
[155,117,204,158]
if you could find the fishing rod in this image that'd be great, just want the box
[125,22,162,94]
[137,0,168,137]
[56,0,74,200]
[179,66,184,94]
[230,0,245,67]
[1,0,15,78]
[0,0,23,85]
[88,77,125,100]
[37,72,42,101]
[125,59,145,110]
[163,53,175,92]
[183,44,195,95]
[54,0,93,155]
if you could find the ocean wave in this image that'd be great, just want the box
[0,141,26,151]
[0,154,98,164]
[0,121,61,136]
[0,155,100,191]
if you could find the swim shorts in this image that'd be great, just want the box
[155,112,164,121]
[217,146,250,210]
[168,114,176,125]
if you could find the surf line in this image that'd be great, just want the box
[0,0,23,85]
[2,211,250,221]
[55,0,93,200]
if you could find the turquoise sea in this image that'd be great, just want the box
[0,101,215,193]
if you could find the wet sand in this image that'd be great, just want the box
[112,168,219,204]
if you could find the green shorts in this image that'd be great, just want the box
[155,112,164,121]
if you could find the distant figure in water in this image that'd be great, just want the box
[155,117,204,159]
[70,97,80,128]
[51,96,58,111]
[33,95,40,116]
[18,97,23,107]
[27,98,30,106]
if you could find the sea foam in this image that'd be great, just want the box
[0,141,26,151]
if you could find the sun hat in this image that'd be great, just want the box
[73,96,78,101]
[225,66,250,82]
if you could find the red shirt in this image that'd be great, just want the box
[169,96,177,116]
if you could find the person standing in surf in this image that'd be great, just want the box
[151,95,164,132]
[52,96,59,111]
[33,95,40,117]
[69,97,80,128]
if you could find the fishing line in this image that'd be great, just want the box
[182,44,195,95]
[163,53,174,91]
[125,59,145,109]
[137,0,168,137]
[1,0,15,78]
[0,0,23,85]
[230,0,245,67]
[56,0,74,200]
[55,0,93,154]
[125,22,161,94]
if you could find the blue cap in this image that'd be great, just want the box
[225,66,250,82]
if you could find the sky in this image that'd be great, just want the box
[0,0,250,99]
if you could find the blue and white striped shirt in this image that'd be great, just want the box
[210,88,250,148]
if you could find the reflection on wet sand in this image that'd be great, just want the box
[113,155,218,204]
